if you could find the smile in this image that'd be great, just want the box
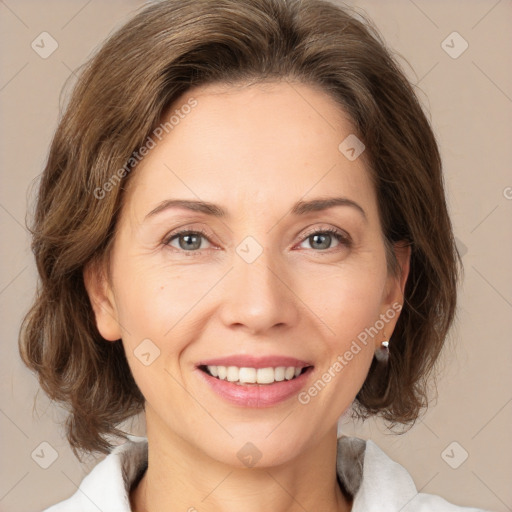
[200,365,308,385]
[195,356,314,407]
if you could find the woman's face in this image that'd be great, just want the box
[86,81,409,467]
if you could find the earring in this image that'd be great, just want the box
[374,338,389,363]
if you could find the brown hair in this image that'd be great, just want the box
[19,0,463,460]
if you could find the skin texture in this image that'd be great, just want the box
[84,80,410,512]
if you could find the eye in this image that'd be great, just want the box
[164,228,213,252]
[298,227,351,252]
[163,226,351,254]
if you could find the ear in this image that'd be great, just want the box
[379,241,411,335]
[391,241,411,298]
[83,258,122,342]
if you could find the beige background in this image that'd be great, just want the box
[1,1,511,511]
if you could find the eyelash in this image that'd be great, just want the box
[163,226,352,254]
[302,227,352,251]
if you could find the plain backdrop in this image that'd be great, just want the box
[0,1,511,511]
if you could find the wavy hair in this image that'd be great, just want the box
[19,0,463,460]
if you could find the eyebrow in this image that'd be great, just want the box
[144,196,367,222]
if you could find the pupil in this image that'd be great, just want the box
[181,234,200,250]
[312,233,330,250]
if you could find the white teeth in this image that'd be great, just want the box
[257,367,275,384]
[274,366,285,381]
[206,365,304,384]
[284,367,295,380]
[239,367,256,383]
[227,366,239,382]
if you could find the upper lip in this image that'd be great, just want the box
[196,355,313,369]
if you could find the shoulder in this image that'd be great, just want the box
[337,436,491,512]
[40,435,148,512]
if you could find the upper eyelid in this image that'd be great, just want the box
[165,224,351,248]
[300,225,350,240]
[164,226,212,244]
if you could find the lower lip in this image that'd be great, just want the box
[196,367,313,408]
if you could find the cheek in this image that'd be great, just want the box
[114,259,196,336]
[311,274,382,406]
[113,263,210,374]
[114,274,188,408]
[304,259,387,342]
[300,257,386,398]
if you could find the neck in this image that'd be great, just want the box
[130,410,352,512]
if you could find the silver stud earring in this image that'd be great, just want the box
[375,339,389,363]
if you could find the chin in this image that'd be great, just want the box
[199,426,314,469]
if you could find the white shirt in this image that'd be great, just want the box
[42,434,490,512]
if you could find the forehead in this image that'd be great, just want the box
[121,80,377,222]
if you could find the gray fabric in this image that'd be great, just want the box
[336,435,366,497]
[42,434,491,512]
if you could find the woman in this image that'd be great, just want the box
[18,0,490,511]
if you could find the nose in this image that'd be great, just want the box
[217,247,300,335]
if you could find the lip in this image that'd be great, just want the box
[194,356,314,408]
[196,355,312,369]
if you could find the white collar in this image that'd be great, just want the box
[42,434,487,511]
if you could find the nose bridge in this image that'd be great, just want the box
[218,239,299,333]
